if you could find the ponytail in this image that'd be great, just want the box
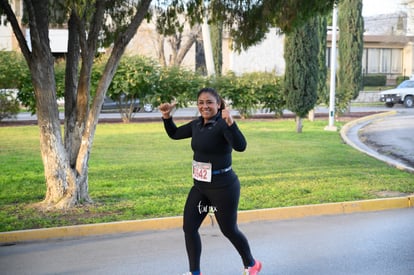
[218,96,226,110]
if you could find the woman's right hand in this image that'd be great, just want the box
[159,102,176,119]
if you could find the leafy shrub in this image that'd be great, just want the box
[252,73,285,117]
[0,52,286,118]
[395,76,409,86]
[208,72,285,118]
[0,51,34,113]
[109,55,159,101]
[151,66,205,108]
[0,89,20,121]
[0,51,28,89]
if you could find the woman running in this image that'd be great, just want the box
[159,87,262,275]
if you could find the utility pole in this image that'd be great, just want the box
[325,5,338,131]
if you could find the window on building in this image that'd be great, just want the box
[391,49,403,73]
[364,48,402,75]
[367,48,380,73]
[381,49,391,73]
[328,47,403,76]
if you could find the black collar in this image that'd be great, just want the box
[198,110,222,127]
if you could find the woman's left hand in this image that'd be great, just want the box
[221,107,234,126]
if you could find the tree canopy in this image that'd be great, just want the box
[155,0,338,51]
[284,16,320,132]
[337,0,364,114]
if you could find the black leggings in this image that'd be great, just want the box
[183,179,254,272]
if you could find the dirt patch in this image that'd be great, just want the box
[373,191,411,198]
[360,137,414,168]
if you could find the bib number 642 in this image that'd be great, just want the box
[192,161,212,182]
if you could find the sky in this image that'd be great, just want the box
[362,0,404,16]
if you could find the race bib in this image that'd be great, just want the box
[192,160,212,182]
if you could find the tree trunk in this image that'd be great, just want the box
[159,25,201,67]
[13,0,76,209]
[174,25,201,66]
[71,0,153,207]
[308,109,315,122]
[64,11,80,168]
[33,52,80,209]
[157,35,167,66]
[296,115,303,133]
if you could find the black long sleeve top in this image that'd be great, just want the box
[162,111,247,187]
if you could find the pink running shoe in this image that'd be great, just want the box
[243,260,262,275]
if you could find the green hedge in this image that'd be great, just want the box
[363,74,386,86]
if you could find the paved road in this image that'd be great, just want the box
[1,208,413,275]
[359,111,414,167]
[342,107,414,173]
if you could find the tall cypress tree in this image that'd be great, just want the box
[284,16,319,133]
[317,15,328,105]
[337,0,364,114]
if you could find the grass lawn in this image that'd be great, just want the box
[0,118,413,232]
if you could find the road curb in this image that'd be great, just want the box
[339,110,397,135]
[1,196,412,244]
